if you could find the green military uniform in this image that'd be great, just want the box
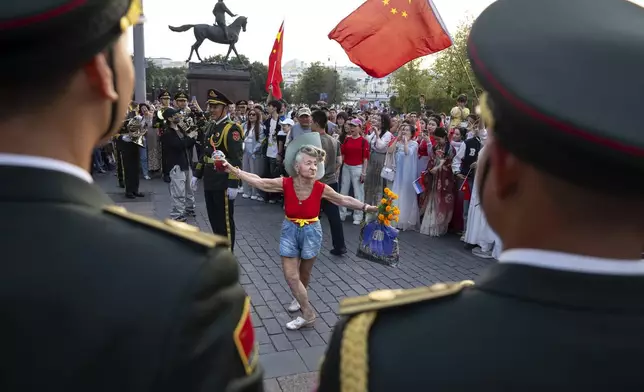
[155,90,172,182]
[194,88,243,251]
[317,0,644,391]
[0,1,262,391]
[116,117,143,198]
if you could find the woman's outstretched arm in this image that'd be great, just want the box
[224,162,284,193]
[322,185,379,213]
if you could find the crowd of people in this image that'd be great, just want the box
[98,92,500,260]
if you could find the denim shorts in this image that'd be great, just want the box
[279,219,323,260]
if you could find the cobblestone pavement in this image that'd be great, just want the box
[96,172,495,391]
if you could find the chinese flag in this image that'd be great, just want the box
[266,21,284,100]
[329,0,452,78]
[460,179,472,201]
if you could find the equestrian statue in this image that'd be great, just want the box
[169,0,247,65]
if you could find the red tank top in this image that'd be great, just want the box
[283,177,325,220]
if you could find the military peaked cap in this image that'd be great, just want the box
[1,0,142,74]
[174,91,188,101]
[207,89,232,106]
[468,0,644,194]
[158,90,171,100]
[235,100,248,106]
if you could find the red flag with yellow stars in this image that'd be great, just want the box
[266,21,284,100]
[328,0,452,78]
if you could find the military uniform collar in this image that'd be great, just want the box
[0,153,93,184]
[476,254,644,312]
[499,249,644,275]
[214,115,230,126]
[0,158,111,208]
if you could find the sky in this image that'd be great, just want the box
[128,0,495,66]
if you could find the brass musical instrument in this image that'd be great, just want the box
[126,115,148,147]
[157,108,166,121]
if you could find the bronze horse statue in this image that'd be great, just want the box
[169,16,248,64]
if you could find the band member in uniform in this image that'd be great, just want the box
[318,0,644,390]
[236,99,248,123]
[154,90,172,182]
[117,116,145,198]
[193,88,243,251]
[175,90,190,113]
[0,1,262,390]
[114,109,137,188]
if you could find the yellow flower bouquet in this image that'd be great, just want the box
[376,188,400,227]
[357,187,401,267]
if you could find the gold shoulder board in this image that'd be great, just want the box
[102,205,230,248]
[339,280,474,316]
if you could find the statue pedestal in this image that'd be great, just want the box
[187,62,250,106]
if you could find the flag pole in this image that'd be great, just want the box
[428,0,479,102]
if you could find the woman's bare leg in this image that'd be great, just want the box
[299,257,316,289]
[282,257,315,320]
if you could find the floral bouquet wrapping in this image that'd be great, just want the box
[356,188,401,267]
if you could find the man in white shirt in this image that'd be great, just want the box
[318,0,644,389]
[0,1,262,391]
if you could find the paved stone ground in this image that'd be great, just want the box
[95,172,495,391]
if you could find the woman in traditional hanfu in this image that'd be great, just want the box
[419,127,456,237]
[464,146,503,258]
[223,133,378,330]
[390,121,419,231]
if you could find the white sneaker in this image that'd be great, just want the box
[472,248,494,259]
[286,316,315,331]
[256,197,264,202]
[287,299,301,312]
[144,175,151,180]
[269,200,276,204]
[250,195,257,200]
[352,220,361,225]
[242,194,250,199]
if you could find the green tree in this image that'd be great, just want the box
[390,59,431,113]
[428,21,482,109]
[144,60,187,99]
[293,62,346,105]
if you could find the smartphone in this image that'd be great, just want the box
[191,96,196,101]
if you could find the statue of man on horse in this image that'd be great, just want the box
[212,0,236,43]
[169,14,248,65]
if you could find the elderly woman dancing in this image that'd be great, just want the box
[224,133,378,330]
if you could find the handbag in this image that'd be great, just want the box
[380,148,396,182]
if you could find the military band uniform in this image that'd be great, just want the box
[116,120,142,198]
[194,89,243,252]
[317,0,644,390]
[155,90,172,182]
[0,0,263,391]
[114,133,125,188]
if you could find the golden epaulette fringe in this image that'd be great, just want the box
[339,280,475,316]
[102,205,230,248]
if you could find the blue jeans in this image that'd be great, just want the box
[139,143,149,177]
[92,148,106,171]
[279,220,323,260]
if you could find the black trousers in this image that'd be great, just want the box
[264,157,281,202]
[161,144,170,176]
[321,182,346,251]
[116,146,124,186]
[121,143,140,194]
[204,189,236,252]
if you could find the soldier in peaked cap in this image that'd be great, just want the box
[174,90,190,113]
[236,99,249,122]
[0,1,262,391]
[318,0,644,391]
[193,88,244,251]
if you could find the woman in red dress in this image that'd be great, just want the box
[224,142,378,330]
